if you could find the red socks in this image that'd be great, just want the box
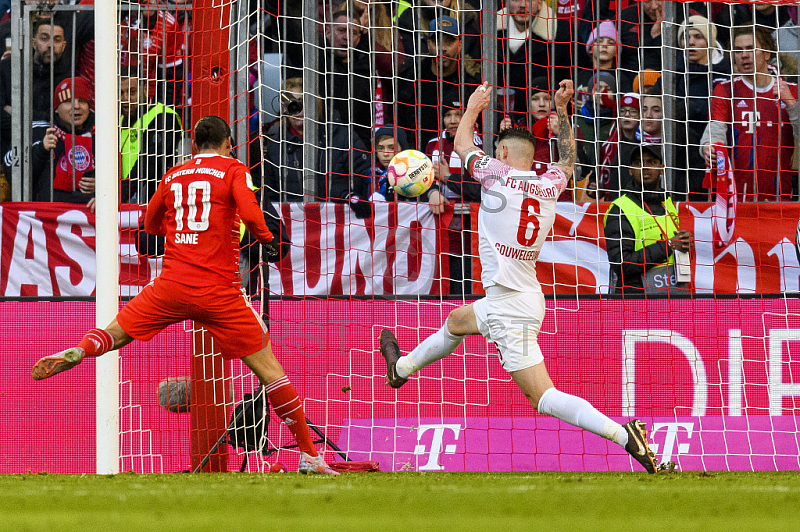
[265,376,317,457]
[77,328,115,357]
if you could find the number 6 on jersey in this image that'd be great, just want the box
[516,197,541,246]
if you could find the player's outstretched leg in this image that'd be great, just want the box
[514,365,657,474]
[623,419,657,474]
[381,307,471,388]
[32,325,128,381]
[31,348,86,380]
[379,329,407,389]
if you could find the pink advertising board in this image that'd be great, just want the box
[2,297,799,473]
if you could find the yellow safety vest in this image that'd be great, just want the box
[604,195,679,266]
[119,103,182,180]
[393,0,411,22]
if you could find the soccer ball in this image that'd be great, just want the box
[387,149,434,197]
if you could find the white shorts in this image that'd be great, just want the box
[473,286,545,373]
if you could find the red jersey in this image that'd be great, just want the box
[54,129,94,192]
[144,154,273,288]
[710,76,797,201]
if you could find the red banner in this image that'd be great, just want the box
[2,201,800,297]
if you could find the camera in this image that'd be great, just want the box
[280,93,303,116]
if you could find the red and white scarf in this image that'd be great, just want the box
[703,143,737,249]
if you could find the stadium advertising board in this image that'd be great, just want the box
[1,201,799,296]
[3,298,798,473]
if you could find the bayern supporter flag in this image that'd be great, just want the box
[703,143,737,250]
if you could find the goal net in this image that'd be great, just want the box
[104,0,800,473]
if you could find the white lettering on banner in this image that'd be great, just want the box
[269,203,437,296]
[622,330,708,417]
[689,205,715,294]
[54,210,95,296]
[650,423,694,463]
[414,424,462,471]
[767,239,800,293]
[728,329,743,416]
[539,239,611,294]
[5,211,53,296]
[689,205,757,293]
[556,202,592,237]
[716,239,757,293]
[768,329,800,415]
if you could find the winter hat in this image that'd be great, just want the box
[585,21,617,53]
[530,76,550,95]
[619,92,640,110]
[54,77,93,108]
[678,15,717,49]
[632,69,661,93]
[588,71,617,94]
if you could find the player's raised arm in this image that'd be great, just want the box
[553,80,576,178]
[454,82,492,163]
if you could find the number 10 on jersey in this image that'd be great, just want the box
[171,180,211,231]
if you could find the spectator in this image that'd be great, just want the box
[498,76,551,131]
[423,104,479,295]
[424,106,481,205]
[637,91,688,198]
[397,0,481,61]
[0,19,70,152]
[674,16,730,200]
[30,77,95,209]
[352,1,408,129]
[619,0,663,92]
[259,77,305,202]
[370,124,443,211]
[704,26,800,202]
[120,0,186,110]
[575,72,616,176]
[603,143,693,295]
[597,93,641,200]
[119,66,183,203]
[578,21,618,90]
[398,15,481,148]
[731,3,791,32]
[260,77,372,217]
[497,0,571,116]
[319,10,372,148]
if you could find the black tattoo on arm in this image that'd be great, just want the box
[556,107,576,175]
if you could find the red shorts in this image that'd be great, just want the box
[117,277,269,359]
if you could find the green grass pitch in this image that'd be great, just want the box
[2,472,799,530]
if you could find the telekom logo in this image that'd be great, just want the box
[649,423,695,463]
[414,424,462,471]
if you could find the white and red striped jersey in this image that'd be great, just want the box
[465,152,568,293]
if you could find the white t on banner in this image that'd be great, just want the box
[268,202,439,296]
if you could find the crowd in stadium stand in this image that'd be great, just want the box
[1,0,800,210]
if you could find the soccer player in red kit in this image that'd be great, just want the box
[31,116,338,475]
[705,25,800,201]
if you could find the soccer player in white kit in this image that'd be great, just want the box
[380,80,657,473]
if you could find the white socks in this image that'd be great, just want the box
[395,321,465,379]
[537,388,628,447]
